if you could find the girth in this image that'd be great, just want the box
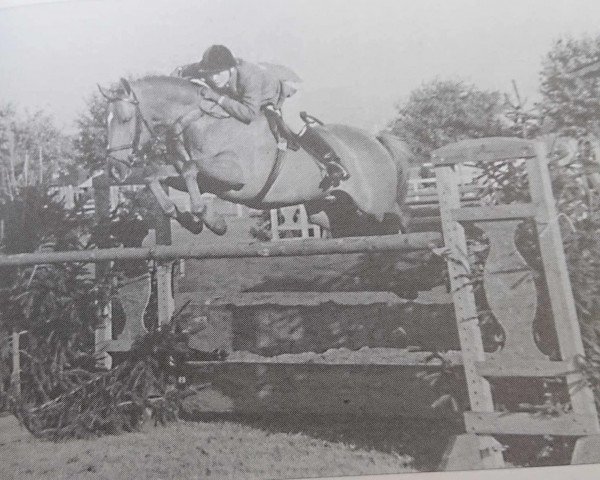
[250,107,292,203]
[251,143,287,204]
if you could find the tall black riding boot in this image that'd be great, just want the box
[297,127,350,186]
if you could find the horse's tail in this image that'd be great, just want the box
[376,132,411,207]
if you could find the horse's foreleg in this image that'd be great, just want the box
[147,179,177,217]
[181,164,205,214]
[182,164,227,236]
[148,177,204,234]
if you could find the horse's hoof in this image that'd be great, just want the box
[175,208,204,234]
[204,214,227,236]
[165,207,178,218]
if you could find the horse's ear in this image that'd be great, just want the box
[120,78,132,96]
[97,84,116,101]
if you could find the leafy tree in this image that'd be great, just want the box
[0,104,16,196]
[539,36,600,138]
[389,79,508,161]
[0,105,74,192]
[73,92,109,170]
[0,104,14,157]
[12,109,74,185]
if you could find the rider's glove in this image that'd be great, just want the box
[199,86,221,102]
[189,79,220,101]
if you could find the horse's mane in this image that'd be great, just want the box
[132,75,201,104]
[136,75,195,89]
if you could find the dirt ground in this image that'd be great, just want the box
[0,415,416,480]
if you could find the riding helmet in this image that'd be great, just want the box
[198,45,236,74]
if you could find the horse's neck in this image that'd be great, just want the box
[138,82,200,126]
[150,100,198,127]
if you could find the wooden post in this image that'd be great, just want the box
[94,302,112,370]
[109,186,119,211]
[11,329,20,396]
[155,186,174,325]
[435,163,505,469]
[270,209,280,240]
[528,142,600,460]
[93,174,113,369]
[65,185,75,210]
[157,262,174,325]
[528,142,599,423]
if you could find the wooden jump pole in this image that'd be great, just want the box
[0,232,442,267]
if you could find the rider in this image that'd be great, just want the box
[175,44,349,186]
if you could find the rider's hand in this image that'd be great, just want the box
[200,87,220,102]
[190,79,220,101]
[190,78,209,88]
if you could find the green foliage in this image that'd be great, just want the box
[2,187,91,257]
[0,188,106,414]
[0,104,15,159]
[12,109,74,178]
[389,79,508,161]
[0,105,74,196]
[13,315,195,440]
[0,187,222,438]
[73,92,109,170]
[0,104,16,196]
[540,36,600,138]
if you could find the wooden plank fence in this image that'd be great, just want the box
[2,137,600,469]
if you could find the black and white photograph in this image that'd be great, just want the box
[1,1,600,479]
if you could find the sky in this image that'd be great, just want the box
[1,0,600,133]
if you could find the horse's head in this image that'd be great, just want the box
[100,76,231,182]
[99,78,154,183]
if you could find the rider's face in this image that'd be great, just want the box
[209,69,231,89]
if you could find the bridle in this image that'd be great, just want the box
[104,84,224,171]
[102,78,291,207]
[105,87,157,169]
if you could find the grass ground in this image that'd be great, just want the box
[0,217,451,479]
[0,415,415,480]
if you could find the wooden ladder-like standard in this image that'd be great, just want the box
[432,137,600,469]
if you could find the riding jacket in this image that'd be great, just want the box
[179,59,295,124]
